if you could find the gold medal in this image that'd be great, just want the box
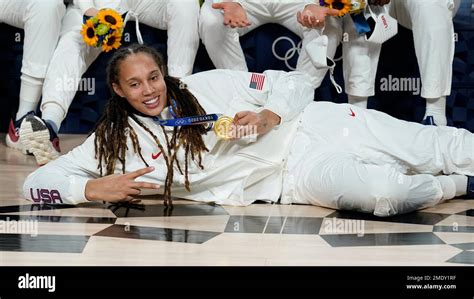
[213,116,234,140]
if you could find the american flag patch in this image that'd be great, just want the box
[249,73,265,90]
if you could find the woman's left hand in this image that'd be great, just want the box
[232,109,281,138]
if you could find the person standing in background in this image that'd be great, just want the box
[199,0,340,89]
[388,0,461,126]
[4,0,66,155]
[17,0,201,165]
[297,0,392,108]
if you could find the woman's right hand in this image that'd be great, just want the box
[297,4,340,29]
[85,166,160,203]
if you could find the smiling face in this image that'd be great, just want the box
[112,52,167,117]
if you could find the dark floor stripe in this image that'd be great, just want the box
[0,204,76,214]
[446,251,474,265]
[321,232,446,247]
[94,224,220,244]
[281,217,323,235]
[225,216,268,233]
[0,234,89,253]
[449,243,474,251]
[263,217,286,234]
[456,209,474,217]
[109,203,228,217]
[433,226,474,233]
[0,214,116,224]
[326,211,450,225]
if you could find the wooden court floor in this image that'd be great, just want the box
[1,133,473,266]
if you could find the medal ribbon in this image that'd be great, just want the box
[351,13,371,35]
[152,101,234,139]
[152,113,220,127]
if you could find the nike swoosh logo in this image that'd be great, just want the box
[152,152,162,160]
[8,120,19,142]
[349,108,356,117]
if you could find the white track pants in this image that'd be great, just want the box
[322,15,382,97]
[282,102,474,216]
[41,0,200,119]
[199,0,340,89]
[388,0,459,98]
[0,0,65,78]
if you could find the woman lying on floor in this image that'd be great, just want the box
[23,44,474,217]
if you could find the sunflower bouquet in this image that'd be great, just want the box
[80,9,124,53]
[319,0,366,16]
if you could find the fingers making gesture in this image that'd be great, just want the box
[85,166,160,203]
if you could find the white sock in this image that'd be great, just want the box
[436,175,468,202]
[424,96,447,126]
[16,74,44,121]
[450,174,468,197]
[41,102,65,133]
[348,95,368,109]
[436,176,456,201]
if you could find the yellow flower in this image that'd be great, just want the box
[80,19,98,47]
[324,0,351,16]
[97,9,123,30]
[101,30,122,52]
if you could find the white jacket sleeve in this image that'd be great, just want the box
[229,70,315,124]
[73,0,96,14]
[23,134,100,205]
[181,69,315,124]
[260,70,315,124]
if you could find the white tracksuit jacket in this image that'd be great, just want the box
[23,70,474,217]
[24,70,314,206]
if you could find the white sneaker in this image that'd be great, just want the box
[20,115,61,165]
[5,112,35,155]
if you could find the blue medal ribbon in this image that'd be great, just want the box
[152,113,220,127]
[351,13,371,35]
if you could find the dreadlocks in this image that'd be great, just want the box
[93,44,209,206]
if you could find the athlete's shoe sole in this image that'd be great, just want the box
[5,131,28,154]
[20,116,60,165]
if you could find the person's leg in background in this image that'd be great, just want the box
[20,4,102,165]
[1,0,65,154]
[130,0,199,78]
[390,0,460,126]
[199,0,266,70]
[342,15,382,108]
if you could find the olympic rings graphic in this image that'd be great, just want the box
[272,36,302,71]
